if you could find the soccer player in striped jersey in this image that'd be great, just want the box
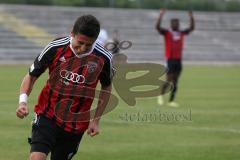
[155,9,195,107]
[16,15,114,160]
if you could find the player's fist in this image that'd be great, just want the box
[87,120,100,137]
[16,103,29,119]
[189,10,194,17]
[160,9,166,16]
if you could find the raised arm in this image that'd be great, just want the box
[155,9,167,35]
[183,10,195,34]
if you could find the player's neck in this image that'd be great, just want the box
[70,42,94,58]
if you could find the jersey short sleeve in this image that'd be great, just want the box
[99,58,115,87]
[29,42,56,77]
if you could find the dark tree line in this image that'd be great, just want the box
[1,0,240,12]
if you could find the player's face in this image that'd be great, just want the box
[171,19,179,31]
[71,33,96,55]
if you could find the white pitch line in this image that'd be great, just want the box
[2,110,239,135]
[102,119,240,134]
[185,126,240,134]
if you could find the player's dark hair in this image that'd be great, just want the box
[72,15,100,38]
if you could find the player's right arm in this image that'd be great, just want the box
[16,38,59,119]
[155,9,167,35]
[16,74,38,119]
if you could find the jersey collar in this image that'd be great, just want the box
[69,36,96,58]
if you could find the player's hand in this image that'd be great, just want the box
[16,102,29,119]
[87,120,100,137]
[189,10,194,18]
[160,9,166,16]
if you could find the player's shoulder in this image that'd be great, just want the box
[49,36,70,47]
[163,29,172,35]
[94,42,113,63]
[43,36,70,51]
[38,36,70,61]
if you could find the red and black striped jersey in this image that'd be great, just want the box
[161,29,189,60]
[29,36,114,134]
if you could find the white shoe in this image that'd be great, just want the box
[157,96,164,105]
[167,102,179,108]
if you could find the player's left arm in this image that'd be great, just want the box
[183,10,195,35]
[87,56,114,137]
[87,84,112,137]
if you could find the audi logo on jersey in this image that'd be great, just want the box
[60,69,85,84]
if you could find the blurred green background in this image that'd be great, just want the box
[1,0,240,11]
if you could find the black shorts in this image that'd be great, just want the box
[167,59,182,74]
[28,114,84,160]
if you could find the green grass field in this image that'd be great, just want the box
[0,64,240,160]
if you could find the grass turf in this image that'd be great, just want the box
[0,64,239,160]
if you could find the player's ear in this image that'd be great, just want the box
[70,32,75,37]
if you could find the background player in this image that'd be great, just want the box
[155,9,195,107]
[97,28,109,46]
